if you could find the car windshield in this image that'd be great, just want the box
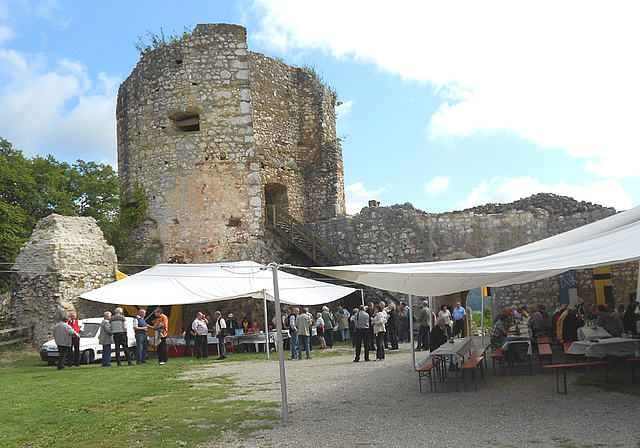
[80,323,100,338]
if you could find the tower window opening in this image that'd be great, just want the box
[175,115,200,132]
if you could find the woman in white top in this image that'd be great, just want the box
[439,305,452,337]
[373,305,387,361]
[315,313,327,349]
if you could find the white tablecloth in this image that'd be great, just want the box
[577,327,611,341]
[415,337,475,369]
[567,338,637,358]
[502,337,533,356]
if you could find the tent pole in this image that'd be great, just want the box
[409,294,415,370]
[360,289,365,306]
[637,261,640,301]
[481,287,485,346]
[263,289,270,360]
[429,296,433,332]
[267,263,289,421]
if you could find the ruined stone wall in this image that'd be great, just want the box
[307,194,630,309]
[117,23,344,264]
[492,261,639,312]
[307,202,554,264]
[250,53,345,222]
[9,215,117,345]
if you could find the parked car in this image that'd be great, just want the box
[40,317,138,365]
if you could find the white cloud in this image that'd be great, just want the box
[452,177,633,212]
[345,182,387,215]
[425,175,450,196]
[0,48,118,164]
[336,99,355,118]
[250,0,640,180]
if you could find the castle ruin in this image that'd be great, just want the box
[117,23,345,264]
[8,23,637,346]
[116,23,638,311]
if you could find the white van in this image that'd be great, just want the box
[40,317,138,365]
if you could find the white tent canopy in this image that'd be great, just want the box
[80,261,356,306]
[309,205,640,297]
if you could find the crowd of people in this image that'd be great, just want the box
[52,297,639,371]
[488,299,640,350]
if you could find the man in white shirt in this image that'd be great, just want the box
[214,310,227,360]
[192,312,209,359]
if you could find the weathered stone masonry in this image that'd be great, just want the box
[117,24,345,264]
[9,215,117,345]
[307,194,638,309]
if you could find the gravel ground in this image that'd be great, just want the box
[193,339,640,448]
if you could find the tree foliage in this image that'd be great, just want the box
[0,137,120,292]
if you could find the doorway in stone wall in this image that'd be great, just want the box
[265,183,289,211]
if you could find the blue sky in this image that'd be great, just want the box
[0,0,638,214]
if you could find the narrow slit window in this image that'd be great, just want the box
[176,116,200,132]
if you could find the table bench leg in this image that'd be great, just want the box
[555,368,568,395]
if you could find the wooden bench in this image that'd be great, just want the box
[627,357,640,383]
[460,355,484,391]
[542,361,610,394]
[537,336,550,345]
[538,343,553,370]
[416,358,441,393]
[490,347,505,376]
[473,347,488,369]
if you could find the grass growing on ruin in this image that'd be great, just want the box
[0,353,279,447]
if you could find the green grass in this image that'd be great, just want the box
[0,353,279,447]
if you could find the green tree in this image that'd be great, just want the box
[30,155,77,220]
[70,160,119,226]
[0,137,121,292]
[0,139,35,290]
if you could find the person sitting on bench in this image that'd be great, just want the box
[430,317,448,352]
[491,314,521,362]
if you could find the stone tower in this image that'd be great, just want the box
[117,24,346,263]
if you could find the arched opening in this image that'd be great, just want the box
[265,183,289,211]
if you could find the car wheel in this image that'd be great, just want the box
[81,350,93,365]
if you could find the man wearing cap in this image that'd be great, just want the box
[561,306,583,342]
[227,313,240,335]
